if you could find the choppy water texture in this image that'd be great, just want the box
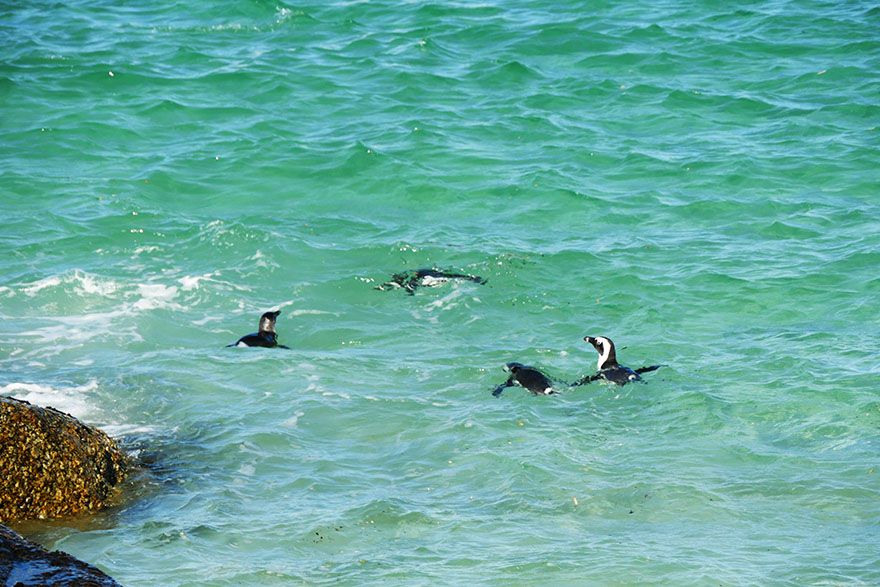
[2,0,879,584]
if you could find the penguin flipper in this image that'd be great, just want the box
[492,380,514,397]
[634,365,662,374]
[570,373,601,387]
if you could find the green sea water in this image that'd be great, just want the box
[2,0,879,584]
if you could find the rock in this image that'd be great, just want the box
[0,396,130,523]
[0,523,121,586]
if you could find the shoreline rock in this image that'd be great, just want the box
[0,396,130,523]
[0,523,121,586]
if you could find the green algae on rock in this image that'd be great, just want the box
[0,397,129,523]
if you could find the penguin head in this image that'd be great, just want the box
[584,336,617,369]
[258,310,281,334]
[504,361,526,373]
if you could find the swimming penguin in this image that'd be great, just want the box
[572,336,661,386]
[227,310,290,348]
[375,268,486,295]
[492,362,555,397]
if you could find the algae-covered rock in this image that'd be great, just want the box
[0,396,129,522]
[0,523,121,586]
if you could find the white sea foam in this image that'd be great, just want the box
[53,309,127,326]
[1,381,157,438]
[132,245,160,257]
[21,275,62,296]
[12,293,137,348]
[322,391,351,399]
[287,308,338,317]
[424,288,464,311]
[249,250,279,269]
[282,410,304,427]
[178,272,217,291]
[0,380,98,422]
[191,314,224,327]
[12,268,196,318]
[74,270,118,296]
[27,310,142,345]
[131,282,180,310]
[102,423,160,437]
[17,270,119,298]
[178,275,202,291]
[275,7,292,24]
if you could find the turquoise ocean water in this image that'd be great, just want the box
[2,1,879,584]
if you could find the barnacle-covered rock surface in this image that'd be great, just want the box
[0,396,129,522]
[0,523,121,586]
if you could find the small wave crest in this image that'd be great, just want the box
[0,380,158,440]
[0,379,99,423]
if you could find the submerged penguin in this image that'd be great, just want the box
[375,268,486,295]
[572,336,661,386]
[227,310,290,349]
[492,362,555,397]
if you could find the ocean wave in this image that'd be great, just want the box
[0,379,99,423]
